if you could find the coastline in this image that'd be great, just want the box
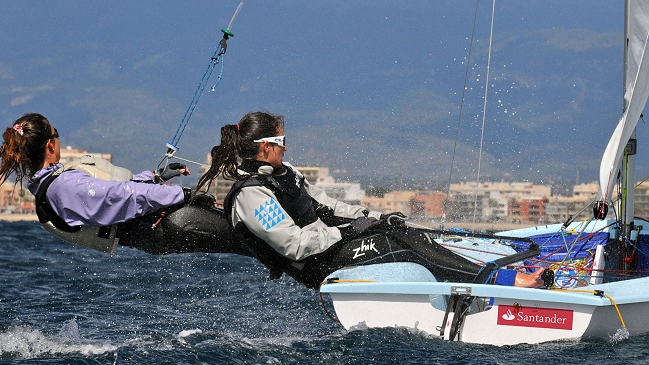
[0,214,541,232]
[0,214,38,222]
[436,222,540,233]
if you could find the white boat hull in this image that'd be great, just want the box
[319,0,649,346]
[320,263,649,345]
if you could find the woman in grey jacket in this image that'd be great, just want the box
[198,111,544,289]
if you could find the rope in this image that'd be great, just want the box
[323,279,376,284]
[319,290,339,323]
[167,40,226,155]
[164,1,244,158]
[209,54,226,92]
[554,288,626,328]
[170,155,209,168]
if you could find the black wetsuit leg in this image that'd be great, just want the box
[300,226,481,288]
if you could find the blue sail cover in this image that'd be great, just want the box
[509,232,649,278]
[637,234,649,274]
[509,232,609,263]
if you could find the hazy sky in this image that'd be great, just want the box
[1,1,638,189]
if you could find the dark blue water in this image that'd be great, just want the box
[1,221,648,364]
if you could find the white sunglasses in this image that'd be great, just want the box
[253,136,286,147]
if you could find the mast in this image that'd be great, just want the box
[620,0,637,270]
[622,0,636,236]
[620,0,634,272]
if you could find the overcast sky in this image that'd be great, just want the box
[1,1,639,190]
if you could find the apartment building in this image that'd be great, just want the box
[5,147,649,227]
[314,175,364,205]
[199,154,330,205]
[59,146,112,165]
[447,182,552,223]
[410,190,446,218]
[362,190,417,215]
[449,181,551,200]
[633,181,649,219]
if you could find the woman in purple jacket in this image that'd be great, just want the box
[0,112,243,256]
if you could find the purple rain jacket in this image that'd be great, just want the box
[28,163,185,227]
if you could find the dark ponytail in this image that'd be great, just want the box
[0,113,53,185]
[196,111,284,192]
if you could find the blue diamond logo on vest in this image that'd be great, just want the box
[254,198,286,230]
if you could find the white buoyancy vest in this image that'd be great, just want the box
[38,155,134,255]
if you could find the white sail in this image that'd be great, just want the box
[599,0,649,202]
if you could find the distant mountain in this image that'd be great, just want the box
[1,1,639,190]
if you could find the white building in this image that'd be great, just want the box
[315,176,365,205]
[449,181,551,200]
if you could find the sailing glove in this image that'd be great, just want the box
[338,217,380,241]
[154,163,187,183]
[380,212,407,225]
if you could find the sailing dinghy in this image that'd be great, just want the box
[319,0,649,345]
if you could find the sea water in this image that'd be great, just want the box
[1,221,648,364]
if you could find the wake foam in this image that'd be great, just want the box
[0,320,117,359]
[609,327,630,342]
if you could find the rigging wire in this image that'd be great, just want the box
[161,0,245,169]
[439,0,623,282]
[172,155,209,168]
[443,0,481,229]
[471,0,496,227]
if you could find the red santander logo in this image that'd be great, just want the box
[497,305,573,330]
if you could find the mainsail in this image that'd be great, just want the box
[599,0,649,204]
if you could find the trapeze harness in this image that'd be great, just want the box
[223,165,338,285]
[35,155,134,255]
[223,164,488,288]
